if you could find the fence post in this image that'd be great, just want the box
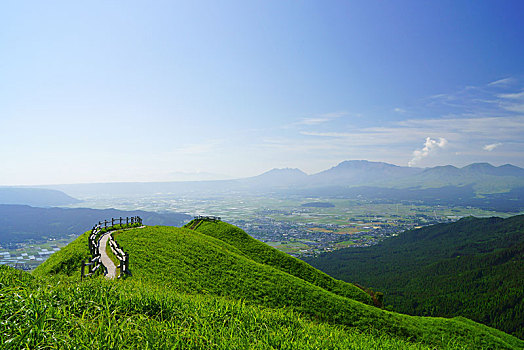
[126,217,129,225]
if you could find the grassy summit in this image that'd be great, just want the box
[23,221,524,349]
[186,219,372,303]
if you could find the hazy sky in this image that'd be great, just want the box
[1,1,524,185]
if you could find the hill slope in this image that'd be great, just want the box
[33,221,524,349]
[187,219,372,303]
[306,215,524,338]
[1,265,437,349]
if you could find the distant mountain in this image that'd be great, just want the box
[306,161,524,191]
[421,164,462,176]
[0,204,191,243]
[42,161,524,211]
[420,163,524,179]
[0,187,80,207]
[241,168,308,188]
[305,215,524,338]
[462,163,524,176]
[391,162,524,194]
[309,160,422,186]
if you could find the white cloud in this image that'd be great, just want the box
[299,117,334,125]
[394,108,406,113]
[408,137,448,167]
[498,90,524,100]
[488,77,515,86]
[297,112,347,125]
[300,115,524,146]
[277,80,524,170]
[483,143,502,152]
[301,131,351,137]
[497,90,524,113]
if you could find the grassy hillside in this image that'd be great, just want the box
[186,219,372,304]
[29,222,524,349]
[0,265,437,350]
[306,215,524,339]
[33,229,92,277]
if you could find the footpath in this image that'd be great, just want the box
[83,216,142,280]
[99,232,118,279]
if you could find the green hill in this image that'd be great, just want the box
[186,219,372,304]
[306,215,524,339]
[26,220,524,349]
[0,265,460,350]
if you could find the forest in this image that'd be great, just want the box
[305,215,524,338]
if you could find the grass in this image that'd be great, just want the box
[2,265,442,350]
[188,220,372,304]
[32,229,92,278]
[28,222,524,349]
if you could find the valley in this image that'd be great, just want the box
[64,193,516,257]
[0,237,73,271]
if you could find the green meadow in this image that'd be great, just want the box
[7,221,521,349]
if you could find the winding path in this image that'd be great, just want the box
[99,232,118,279]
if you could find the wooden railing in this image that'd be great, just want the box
[188,215,221,230]
[108,235,130,276]
[82,216,142,279]
[194,215,221,222]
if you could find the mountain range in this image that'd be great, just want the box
[257,160,524,192]
[34,160,524,212]
[39,160,523,196]
[3,161,521,212]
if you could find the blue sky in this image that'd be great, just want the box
[1,1,523,185]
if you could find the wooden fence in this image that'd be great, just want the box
[194,215,221,222]
[82,216,142,279]
[108,235,130,276]
[188,215,221,230]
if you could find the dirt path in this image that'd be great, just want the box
[99,232,117,279]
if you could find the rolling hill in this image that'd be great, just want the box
[0,264,465,349]
[28,220,524,349]
[305,215,524,339]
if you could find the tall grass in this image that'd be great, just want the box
[2,266,441,349]
[188,220,373,304]
[26,222,524,349]
[112,225,522,349]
